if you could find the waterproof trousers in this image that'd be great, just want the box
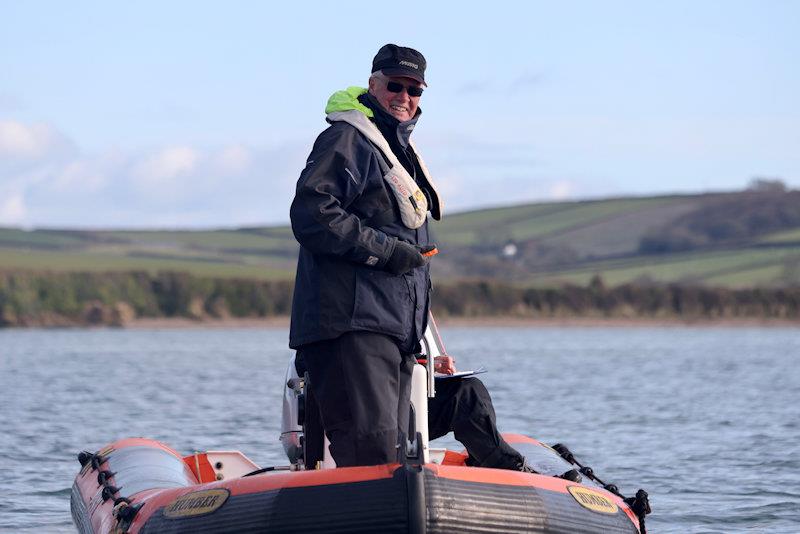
[297,331,526,470]
[298,331,416,467]
[428,377,526,470]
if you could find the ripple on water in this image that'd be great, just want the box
[2,326,800,532]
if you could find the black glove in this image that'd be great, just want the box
[385,241,427,275]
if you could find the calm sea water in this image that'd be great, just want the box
[1,325,798,533]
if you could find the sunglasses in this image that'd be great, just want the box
[386,81,424,97]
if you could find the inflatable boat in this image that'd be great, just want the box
[71,316,650,533]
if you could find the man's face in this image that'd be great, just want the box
[369,75,422,122]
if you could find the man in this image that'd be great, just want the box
[290,44,532,472]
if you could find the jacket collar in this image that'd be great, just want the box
[359,92,420,149]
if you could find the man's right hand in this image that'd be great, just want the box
[385,240,428,275]
[434,355,456,375]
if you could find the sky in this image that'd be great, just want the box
[1,1,798,228]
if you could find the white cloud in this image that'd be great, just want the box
[0,120,70,159]
[0,119,306,227]
[50,160,108,193]
[0,191,27,225]
[549,180,575,200]
[14,111,796,228]
[214,145,252,175]
[133,145,199,183]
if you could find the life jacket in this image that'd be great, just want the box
[326,98,443,229]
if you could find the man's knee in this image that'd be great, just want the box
[461,377,490,399]
[455,378,494,415]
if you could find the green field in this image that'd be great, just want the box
[2,189,799,288]
[100,230,294,251]
[0,228,89,248]
[506,197,679,241]
[432,195,693,250]
[530,247,799,287]
[761,228,800,244]
[0,245,294,279]
[433,203,568,245]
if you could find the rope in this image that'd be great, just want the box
[551,443,651,532]
[77,449,141,530]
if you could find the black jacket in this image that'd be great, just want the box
[289,94,434,351]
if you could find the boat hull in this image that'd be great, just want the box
[71,437,641,533]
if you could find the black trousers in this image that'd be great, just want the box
[297,331,525,469]
[428,377,525,470]
[298,331,416,467]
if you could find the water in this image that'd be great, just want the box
[1,325,798,533]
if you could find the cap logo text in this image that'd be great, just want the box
[398,60,419,69]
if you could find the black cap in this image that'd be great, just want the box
[372,44,427,86]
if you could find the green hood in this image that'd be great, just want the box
[325,87,374,117]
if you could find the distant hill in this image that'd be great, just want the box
[2,187,799,288]
[430,188,800,287]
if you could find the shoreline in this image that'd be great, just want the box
[0,316,800,331]
[18,315,794,329]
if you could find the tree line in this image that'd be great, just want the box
[0,271,797,327]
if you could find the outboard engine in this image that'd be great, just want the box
[280,355,304,466]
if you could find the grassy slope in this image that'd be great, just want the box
[760,228,800,244]
[530,247,799,287]
[431,192,799,287]
[0,247,293,279]
[100,230,295,252]
[1,190,798,287]
[431,195,698,254]
[0,227,296,280]
[0,228,88,247]
[539,199,702,257]
[507,197,679,240]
